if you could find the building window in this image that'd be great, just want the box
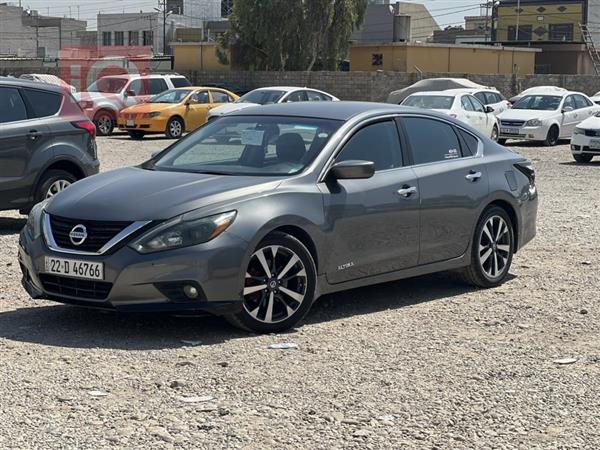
[549,23,574,41]
[114,31,124,46]
[143,30,154,46]
[507,25,532,41]
[128,31,139,46]
[102,31,112,46]
[221,0,233,17]
[372,53,383,66]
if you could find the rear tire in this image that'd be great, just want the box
[35,169,78,204]
[543,125,559,146]
[573,153,593,163]
[128,131,145,140]
[166,117,184,139]
[225,232,317,333]
[461,206,514,288]
[94,110,115,136]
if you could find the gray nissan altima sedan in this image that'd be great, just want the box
[19,102,538,333]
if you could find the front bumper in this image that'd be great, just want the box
[117,117,169,133]
[18,228,247,315]
[499,124,549,141]
[571,133,600,155]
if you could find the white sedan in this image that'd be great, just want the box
[590,91,600,105]
[497,92,600,146]
[207,86,339,120]
[402,91,498,140]
[446,88,512,116]
[571,114,600,162]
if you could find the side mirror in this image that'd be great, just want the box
[125,90,135,97]
[486,106,494,113]
[562,106,574,113]
[187,97,198,105]
[330,160,375,180]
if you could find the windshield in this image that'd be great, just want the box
[237,90,286,105]
[403,95,455,110]
[513,95,562,110]
[150,89,193,103]
[151,115,342,176]
[87,77,128,94]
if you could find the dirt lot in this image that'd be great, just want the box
[1,135,599,450]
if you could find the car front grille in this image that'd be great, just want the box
[500,120,525,127]
[39,274,113,300]
[49,215,133,253]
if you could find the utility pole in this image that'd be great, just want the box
[515,0,521,41]
[154,0,173,55]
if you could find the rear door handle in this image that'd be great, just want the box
[465,170,482,182]
[397,185,417,197]
[28,130,42,140]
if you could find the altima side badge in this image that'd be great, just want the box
[337,262,355,271]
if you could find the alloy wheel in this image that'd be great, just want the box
[491,126,498,141]
[45,179,72,198]
[97,115,112,135]
[169,120,183,138]
[478,215,511,279]
[243,245,307,324]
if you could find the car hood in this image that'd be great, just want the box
[577,115,600,129]
[497,109,558,121]
[209,102,258,116]
[46,167,282,222]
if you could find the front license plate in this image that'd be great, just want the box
[590,139,600,149]
[501,127,520,135]
[126,119,135,127]
[44,257,104,281]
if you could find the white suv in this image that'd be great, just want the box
[75,73,190,136]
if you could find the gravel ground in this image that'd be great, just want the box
[1,135,599,450]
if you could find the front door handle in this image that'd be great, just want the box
[28,130,42,140]
[397,185,417,197]
[465,170,482,182]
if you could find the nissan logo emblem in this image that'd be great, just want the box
[69,224,88,246]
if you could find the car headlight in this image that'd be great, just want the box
[26,200,49,240]
[525,119,541,127]
[573,127,585,135]
[130,211,237,254]
[143,112,161,119]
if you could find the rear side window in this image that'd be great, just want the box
[0,87,28,123]
[307,91,331,101]
[336,121,402,171]
[211,91,231,103]
[457,129,479,156]
[574,94,592,109]
[403,117,462,165]
[170,77,191,88]
[22,89,62,118]
[149,79,168,95]
[285,91,308,102]
[485,92,499,104]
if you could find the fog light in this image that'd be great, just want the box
[183,285,199,299]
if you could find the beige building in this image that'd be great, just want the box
[171,42,230,71]
[350,42,539,74]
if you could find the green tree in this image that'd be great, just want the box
[219,0,367,71]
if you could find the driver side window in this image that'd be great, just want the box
[336,121,402,172]
[468,96,485,113]
[191,91,210,104]
[563,95,576,110]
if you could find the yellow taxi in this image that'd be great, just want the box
[118,87,239,139]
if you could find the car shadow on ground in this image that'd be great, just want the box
[505,139,569,147]
[0,271,495,351]
[559,161,600,166]
[0,217,26,236]
[108,135,177,142]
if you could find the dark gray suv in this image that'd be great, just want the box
[0,77,99,213]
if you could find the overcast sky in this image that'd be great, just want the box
[22,0,484,30]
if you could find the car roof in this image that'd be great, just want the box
[0,76,65,93]
[98,73,186,80]
[228,101,415,121]
[251,86,306,92]
[406,91,458,97]
[444,88,498,94]
[520,90,580,97]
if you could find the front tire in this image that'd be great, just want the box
[225,232,317,333]
[543,125,559,146]
[491,125,499,142]
[94,110,115,136]
[573,153,593,163]
[166,117,184,139]
[461,206,514,288]
[36,169,77,204]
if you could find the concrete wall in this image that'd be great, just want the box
[3,66,600,100]
[350,43,537,74]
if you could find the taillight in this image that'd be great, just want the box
[72,120,96,139]
[514,162,535,187]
